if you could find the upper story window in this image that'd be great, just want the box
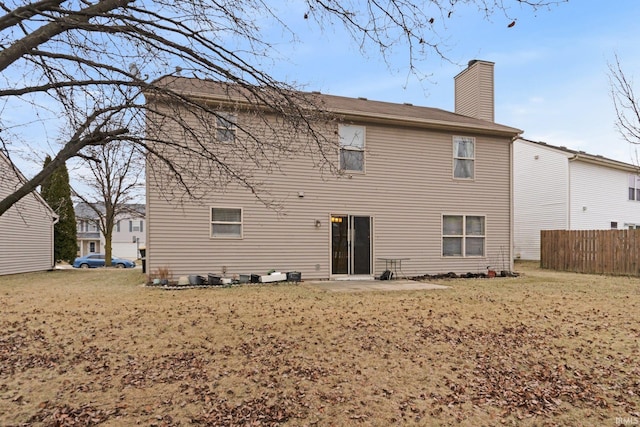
[442,214,485,257]
[211,207,242,238]
[453,136,475,179]
[216,113,237,142]
[629,175,640,201]
[77,220,91,232]
[129,220,143,233]
[338,124,365,172]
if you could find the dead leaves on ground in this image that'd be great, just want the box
[417,323,611,417]
[1,279,640,426]
[27,402,121,426]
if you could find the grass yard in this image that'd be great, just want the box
[1,262,639,426]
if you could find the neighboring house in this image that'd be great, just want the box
[75,202,145,260]
[145,60,522,279]
[513,138,640,260]
[0,152,58,275]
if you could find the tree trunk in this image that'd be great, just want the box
[104,227,113,267]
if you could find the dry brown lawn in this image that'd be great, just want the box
[1,261,639,426]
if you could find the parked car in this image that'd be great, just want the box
[72,254,136,269]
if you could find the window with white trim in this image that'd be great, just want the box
[211,207,242,238]
[453,136,475,179]
[129,220,143,232]
[338,124,365,172]
[442,215,485,257]
[629,175,640,201]
[216,113,237,142]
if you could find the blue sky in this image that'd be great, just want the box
[7,0,640,182]
[265,0,640,164]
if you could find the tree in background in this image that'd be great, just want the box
[610,55,640,164]
[73,141,144,267]
[41,155,77,263]
[0,0,566,216]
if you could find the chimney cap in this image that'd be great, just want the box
[468,59,495,67]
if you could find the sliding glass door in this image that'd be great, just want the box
[331,215,371,276]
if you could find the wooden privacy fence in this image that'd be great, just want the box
[541,229,640,276]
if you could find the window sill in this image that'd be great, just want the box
[441,255,486,258]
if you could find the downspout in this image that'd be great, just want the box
[567,154,579,229]
[509,135,520,272]
[51,213,59,269]
[145,153,150,276]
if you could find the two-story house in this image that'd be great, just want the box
[0,152,58,275]
[75,202,146,260]
[513,138,640,260]
[144,60,522,279]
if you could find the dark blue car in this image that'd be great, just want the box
[72,254,136,269]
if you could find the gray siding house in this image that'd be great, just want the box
[0,152,58,275]
[75,202,146,260]
[145,60,522,279]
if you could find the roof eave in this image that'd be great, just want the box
[163,92,522,138]
[0,151,58,220]
[569,153,640,173]
[332,109,522,138]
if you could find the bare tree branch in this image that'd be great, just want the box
[72,139,143,265]
[609,54,640,147]
[0,0,566,216]
[0,0,64,32]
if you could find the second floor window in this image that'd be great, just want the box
[339,124,365,172]
[216,113,237,142]
[453,136,475,179]
[629,175,640,201]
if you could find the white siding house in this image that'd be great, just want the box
[513,138,640,260]
[0,153,58,275]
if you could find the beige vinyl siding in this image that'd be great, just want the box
[0,158,56,275]
[147,110,513,279]
[454,60,495,122]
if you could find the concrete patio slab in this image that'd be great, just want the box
[306,279,450,293]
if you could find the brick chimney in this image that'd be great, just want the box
[454,59,494,122]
